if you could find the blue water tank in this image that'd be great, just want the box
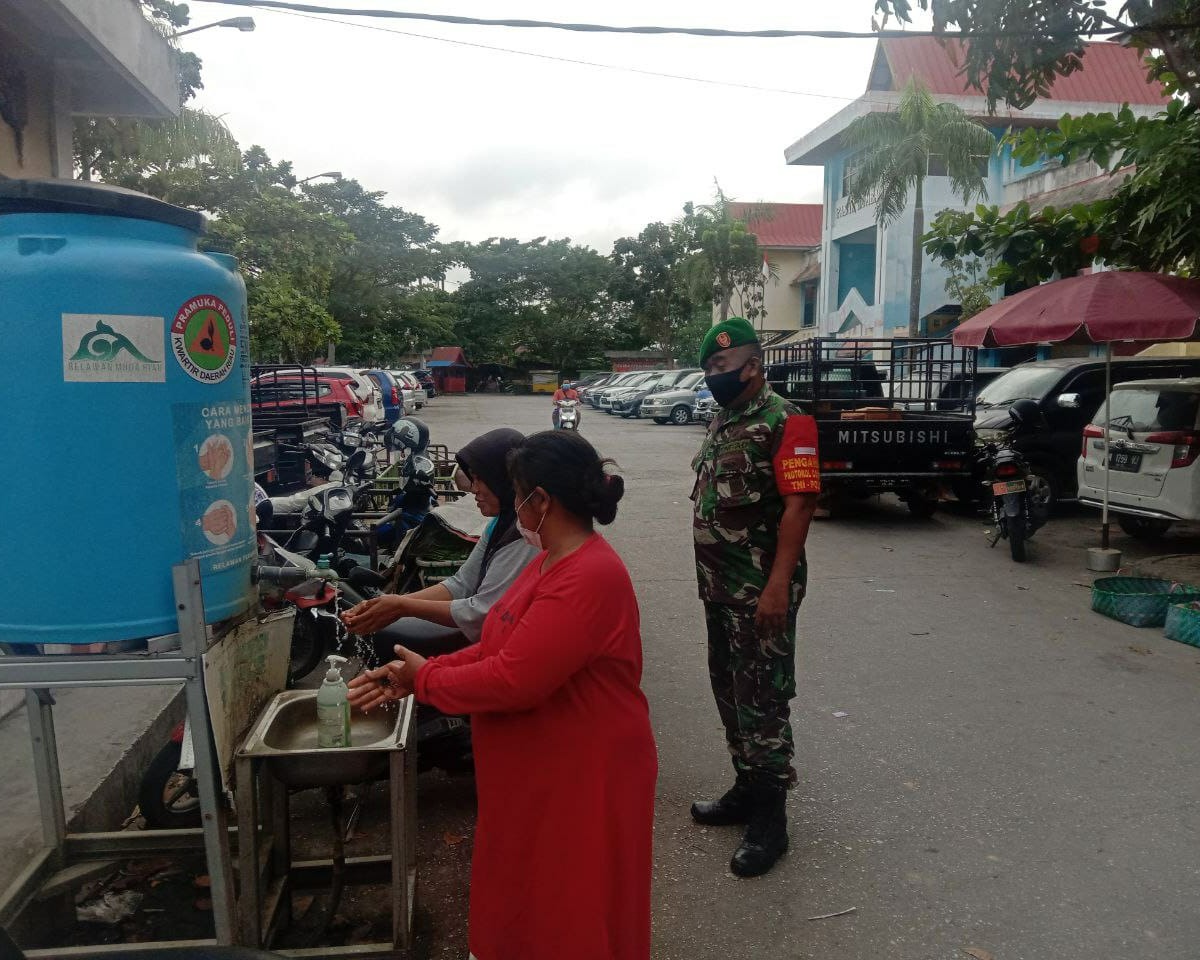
[0,180,255,645]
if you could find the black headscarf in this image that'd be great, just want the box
[455,428,525,580]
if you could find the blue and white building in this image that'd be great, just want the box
[784,38,1170,340]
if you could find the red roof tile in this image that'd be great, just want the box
[872,38,1169,106]
[431,346,468,364]
[729,202,822,248]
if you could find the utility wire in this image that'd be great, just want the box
[195,0,1194,39]
[264,6,885,104]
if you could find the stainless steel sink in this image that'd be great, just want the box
[238,689,412,788]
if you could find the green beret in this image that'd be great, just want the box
[699,317,760,365]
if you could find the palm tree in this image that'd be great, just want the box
[843,78,995,336]
[77,108,240,181]
[678,185,775,326]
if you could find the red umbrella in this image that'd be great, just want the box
[953,271,1200,347]
[952,271,1200,558]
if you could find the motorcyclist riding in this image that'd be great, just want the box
[552,381,580,429]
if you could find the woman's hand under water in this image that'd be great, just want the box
[347,644,428,713]
[341,594,406,634]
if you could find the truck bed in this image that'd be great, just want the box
[820,411,974,479]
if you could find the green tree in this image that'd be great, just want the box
[335,288,459,366]
[78,108,241,183]
[925,201,1111,290]
[678,187,768,324]
[1009,101,1200,275]
[248,273,340,364]
[610,221,702,367]
[924,98,1200,284]
[303,180,447,316]
[452,237,616,370]
[841,78,995,335]
[674,305,718,368]
[941,255,995,322]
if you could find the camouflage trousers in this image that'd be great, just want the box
[704,602,798,787]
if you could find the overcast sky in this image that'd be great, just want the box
[186,1,929,253]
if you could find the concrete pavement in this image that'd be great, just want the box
[414,394,1200,960]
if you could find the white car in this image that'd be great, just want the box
[639,371,707,424]
[316,367,385,422]
[1077,377,1200,538]
[391,371,426,410]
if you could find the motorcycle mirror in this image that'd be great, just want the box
[1057,392,1082,409]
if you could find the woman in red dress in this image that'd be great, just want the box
[348,431,658,960]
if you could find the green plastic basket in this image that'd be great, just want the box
[1165,601,1200,647]
[1091,577,1200,628]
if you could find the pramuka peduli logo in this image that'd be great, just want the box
[172,295,237,384]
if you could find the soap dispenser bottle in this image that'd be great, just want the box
[317,654,351,748]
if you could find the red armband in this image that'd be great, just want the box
[774,415,821,494]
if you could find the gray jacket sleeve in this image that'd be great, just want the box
[448,538,541,643]
[440,529,487,602]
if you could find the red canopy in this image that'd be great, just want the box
[952,272,1200,347]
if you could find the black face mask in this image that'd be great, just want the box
[705,362,751,407]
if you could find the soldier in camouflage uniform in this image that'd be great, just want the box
[690,317,820,878]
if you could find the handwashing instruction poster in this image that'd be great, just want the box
[173,400,256,577]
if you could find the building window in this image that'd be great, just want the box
[841,153,863,198]
[801,283,817,327]
[927,153,991,178]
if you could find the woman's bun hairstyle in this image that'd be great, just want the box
[507,431,624,525]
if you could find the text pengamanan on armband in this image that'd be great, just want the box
[774,415,821,494]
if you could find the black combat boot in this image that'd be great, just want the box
[690,773,753,826]
[730,780,788,877]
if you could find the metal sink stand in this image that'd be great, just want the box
[0,560,237,956]
[232,700,417,957]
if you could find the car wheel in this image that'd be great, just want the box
[670,405,692,425]
[1117,515,1173,539]
[1025,465,1059,515]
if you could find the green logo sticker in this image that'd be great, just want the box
[172,295,237,383]
[61,314,165,383]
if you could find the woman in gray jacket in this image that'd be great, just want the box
[343,428,539,660]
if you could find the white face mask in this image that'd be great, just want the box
[515,490,547,550]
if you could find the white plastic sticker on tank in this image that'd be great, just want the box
[61,314,165,383]
[171,294,238,383]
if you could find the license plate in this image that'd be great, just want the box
[1109,451,1142,472]
[992,480,1026,495]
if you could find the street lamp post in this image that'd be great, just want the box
[298,172,343,184]
[174,17,256,38]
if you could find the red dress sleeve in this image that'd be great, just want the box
[421,642,484,671]
[414,562,606,715]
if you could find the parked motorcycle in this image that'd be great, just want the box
[555,398,580,431]
[138,718,200,829]
[977,399,1048,562]
[373,418,437,551]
